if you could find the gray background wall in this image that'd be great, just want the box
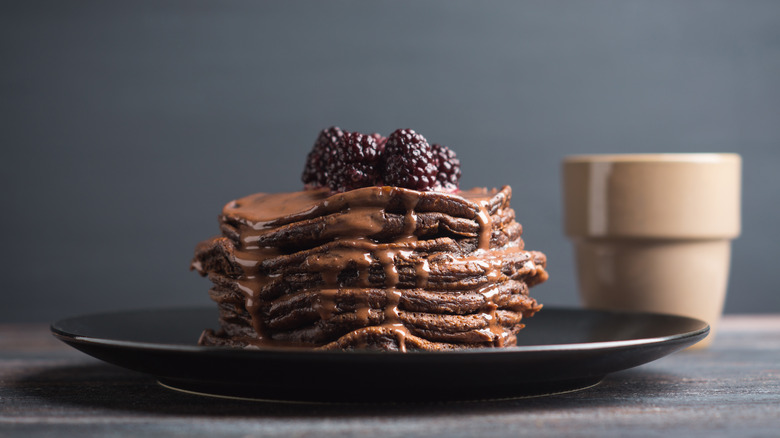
[2,0,779,322]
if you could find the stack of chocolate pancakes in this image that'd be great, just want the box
[191,185,548,351]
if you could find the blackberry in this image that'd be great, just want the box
[382,129,439,191]
[327,131,384,192]
[302,126,344,189]
[431,143,461,192]
[303,127,459,193]
[369,133,387,148]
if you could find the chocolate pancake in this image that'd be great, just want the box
[217,199,519,250]
[205,277,542,345]
[192,185,548,351]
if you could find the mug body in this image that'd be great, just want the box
[563,154,741,347]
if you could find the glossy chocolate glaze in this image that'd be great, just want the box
[193,185,546,350]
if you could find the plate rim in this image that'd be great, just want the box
[50,305,711,357]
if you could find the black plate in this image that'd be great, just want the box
[51,307,708,402]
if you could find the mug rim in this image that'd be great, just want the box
[563,153,740,164]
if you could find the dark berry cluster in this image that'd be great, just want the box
[302,127,461,193]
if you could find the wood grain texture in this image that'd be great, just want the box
[1,316,779,437]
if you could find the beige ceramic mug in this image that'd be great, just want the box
[563,154,741,348]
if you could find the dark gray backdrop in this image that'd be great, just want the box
[2,0,779,322]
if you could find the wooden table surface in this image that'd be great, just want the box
[1,315,779,437]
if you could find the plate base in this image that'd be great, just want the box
[158,376,605,403]
[52,306,709,403]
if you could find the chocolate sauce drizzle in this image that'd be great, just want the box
[206,185,535,349]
